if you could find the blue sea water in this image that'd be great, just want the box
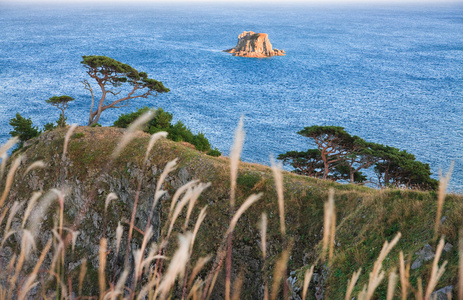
[0,2,462,191]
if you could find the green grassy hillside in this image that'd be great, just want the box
[2,126,462,299]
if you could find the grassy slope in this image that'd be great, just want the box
[13,126,463,298]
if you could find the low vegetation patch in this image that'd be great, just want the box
[0,119,461,299]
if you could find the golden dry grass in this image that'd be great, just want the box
[0,119,460,300]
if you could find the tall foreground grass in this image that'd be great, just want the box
[0,115,460,299]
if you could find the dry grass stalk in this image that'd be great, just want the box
[5,252,16,285]
[270,247,291,300]
[104,192,118,213]
[112,111,154,158]
[226,116,245,300]
[55,189,65,238]
[144,131,168,164]
[459,230,463,300]
[259,213,267,259]
[399,251,410,300]
[27,190,56,239]
[229,116,245,209]
[7,230,34,299]
[416,278,424,300]
[105,269,128,300]
[137,269,158,300]
[18,239,52,300]
[115,221,123,255]
[387,269,398,300]
[184,183,211,231]
[78,258,87,295]
[21,191,41,228]
[156,233,192,299]
[126,160,176,269]
[0,155,22,208]
[99,238,107,299]
[21,229,36,259]
[190,206,208,253]
[364,233,401,299]
[141,248,165,273]
[2,201,23,246]
[187,280,203,300]
[302,265,314,300]
[345,268,362,300]
[226,193,262,235]
[158,159,178,209]
[0,207,9,235]
[23,160,46,178]
[270,156,286,236]
[0,137,18,179]
[207,270,221,299]
[0,137,18,159]
[169,180,198,216]
[0,154,6,184]
[188,256,211,288]
[70,229,79,253]
[434,162,454,239]
[62,124,78,161]
[260,214,268,300]
[322,189,335,262]
[167,188,194,239]
[134,227,154,281]
[231,269,245,300]
[424,238,448,299]
[329,206,336,262]
[49,229,64,276]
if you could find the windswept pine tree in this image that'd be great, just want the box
[81,55,170,126]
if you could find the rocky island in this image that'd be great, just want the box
[224,31,285,58]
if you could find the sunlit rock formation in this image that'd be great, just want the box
[224,31,285,58]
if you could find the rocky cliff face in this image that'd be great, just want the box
[2,127,460,299]
[5,127,323,299]
[224,31,285,58]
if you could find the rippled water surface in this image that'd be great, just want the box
[0,3,462,191]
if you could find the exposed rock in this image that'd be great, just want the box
[287,271,302,300]
[431,285,453,300]
[443,243,453,253]
[411,244,435,270]
[224,31,285,58]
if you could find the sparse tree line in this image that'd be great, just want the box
[278,126,438,190]
[8,56,436,189]
[9,55,221,156]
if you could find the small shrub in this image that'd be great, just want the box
[237,172,261,189]
[43,122,56,131]
[73,133,85,139]
[192,132,211,152]
[207,147,221,157]
[114,107,216,153]
[9,112,41,143]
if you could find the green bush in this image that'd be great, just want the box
[193,132,212,152]
[113,107,220,156]
[9,113,41,143]
[42,113,68,132]
[43,122,56,131]
[207,147,221,157]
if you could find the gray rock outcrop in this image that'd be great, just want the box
[411,244,435,270]
[431,285,453,300]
